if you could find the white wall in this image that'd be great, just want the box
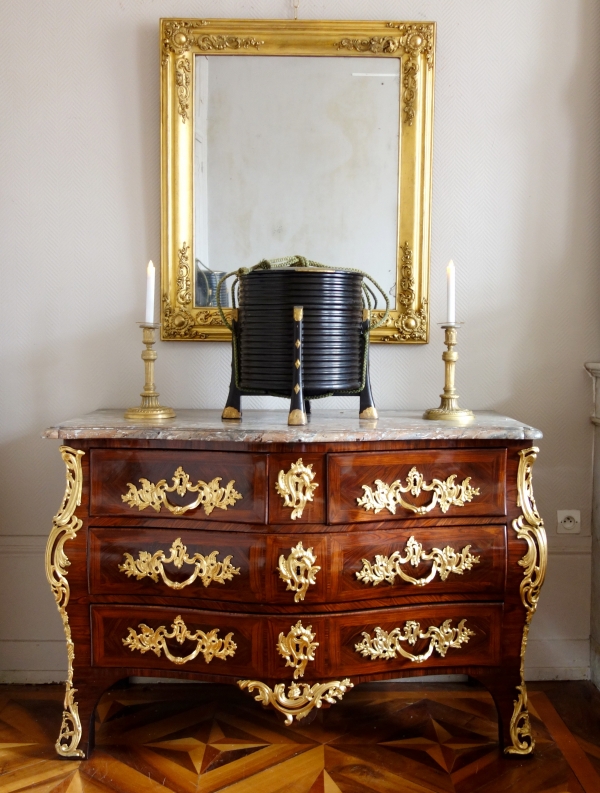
[1,0,599,683]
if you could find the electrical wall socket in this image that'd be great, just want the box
[557,510,581,534]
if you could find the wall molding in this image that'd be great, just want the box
[525,639,590,681]
[0,535,47,555]
[548,539,592,555]
[0,670,67,685]
[0,639,66,684]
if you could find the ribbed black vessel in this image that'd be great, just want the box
[237,268,364,397]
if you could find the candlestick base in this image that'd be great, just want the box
[124,323,176,422]
[423,323,473,424]
[423,406,474,424]
[124,405,176,421]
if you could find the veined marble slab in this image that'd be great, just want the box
[43,409,542,442]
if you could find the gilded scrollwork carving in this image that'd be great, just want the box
[336,36,402,54]
[162,27,263,154]
[162,25,200,120]
[175,242,192,306]
[505,447,547,756]
[161,20,206,63]
[278,542,321,602]
[238,678,353,725]
[372,243,428,342]
[193,309,228,326]
[357,466,480,516]
[388,23,435,126]
[275,458,318,520]
[356,536,480,587]
[355,619,475,663]
[164,21,259,121]
[337,24,434,125]
[46,446,85,758]
[119,538,240,590]
[277,621,319,679]
[121,466,242,516]
[175,57,191,122]
[386,22,435,67]
[123,615,236,665]
[163,243,195,338]
[197,35,264,51]
[162,243,227,340]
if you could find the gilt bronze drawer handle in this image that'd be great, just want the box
[357,466,480,515]
[121,466,242,516]
[356,619,474,663]
[118,537,240,590]
[276,458,318,520]
[237,678,353,725]
[122,615,236,665]
[356,536,480,587]
[277,620,318,679]
[278,542,321,602]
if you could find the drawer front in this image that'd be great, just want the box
[92,603,500,679]
[328,602,502,676]
[328,449,506,523]
[92,605,264,677]
[328,525,506,602]
[90,449,267,523]
[90,526,504,605]
[89,529,266,603]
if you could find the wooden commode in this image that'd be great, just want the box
[43,409,546,759]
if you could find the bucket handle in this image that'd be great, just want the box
[216,255,390,332]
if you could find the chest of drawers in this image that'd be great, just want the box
[43,409,545,759]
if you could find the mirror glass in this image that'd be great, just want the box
[193,56,400,310]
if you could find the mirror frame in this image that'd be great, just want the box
[160,18,435,343]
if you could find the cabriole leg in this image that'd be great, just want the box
[62,676,115,759]
[476,671,533,754]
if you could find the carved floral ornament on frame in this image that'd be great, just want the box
[160,19,434,343]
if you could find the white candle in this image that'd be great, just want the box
[145,260,155,324]
[446,260,456,324]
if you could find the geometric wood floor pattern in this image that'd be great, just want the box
[1,682,599,792]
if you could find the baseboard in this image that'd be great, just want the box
[525,639,590,680]
[0,671,66,684]
[525,667,590,681]
[0,535,47,555]
[548,537,592,555]
[0,640,67,676]
[591,638,600,687]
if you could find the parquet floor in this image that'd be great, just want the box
[0,681,599,792]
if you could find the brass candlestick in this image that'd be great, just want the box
[124,323,176,420]
[423,323,474,424]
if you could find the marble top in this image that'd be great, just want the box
[42,409,542,442]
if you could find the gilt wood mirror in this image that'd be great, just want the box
[160,19,435,343]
